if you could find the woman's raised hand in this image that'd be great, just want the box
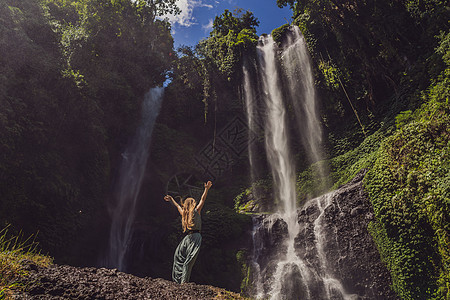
[164,195,173,202]
[204,181,212,189]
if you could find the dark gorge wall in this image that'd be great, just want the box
[0,0,175,267]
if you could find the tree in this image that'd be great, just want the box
[0,0,176,263]
[197,9,259,80]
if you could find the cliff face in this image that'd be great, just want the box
[249,170,399,299]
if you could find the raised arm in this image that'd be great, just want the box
[196,181,212,214]
[164,195,183,216]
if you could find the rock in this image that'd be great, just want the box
[308,169,399,300]
[248,169,400,300]
[21,260,39,272]
[350,206,363,216]
[13,264,247,299]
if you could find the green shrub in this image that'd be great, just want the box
[295,127,391,203]
[271,23,290,46]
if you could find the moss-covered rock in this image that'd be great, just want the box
[365,77,449,299]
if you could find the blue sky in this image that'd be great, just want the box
[162,0,293,48]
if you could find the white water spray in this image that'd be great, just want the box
[246,27,355,299]
[256,33,310,300]
[105,87,164,271]
[283,26,323,168]
[243,62,258,185]
[257,35,296,217]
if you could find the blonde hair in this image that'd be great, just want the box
[181,197,197,232]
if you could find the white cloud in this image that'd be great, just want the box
[202,18,213,32]
[162,0,214,27]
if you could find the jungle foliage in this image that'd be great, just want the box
[366,73,449,299]
[277,0,449,154]
[162,8,260,128]
[0,0,174,262]
[197,9,259,81]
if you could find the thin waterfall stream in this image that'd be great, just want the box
[283,27,324,174]
[243,27,357,299]
[104,87,164,271]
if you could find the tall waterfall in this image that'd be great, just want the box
[283,27,324,172]
[104,87,163,271]
[243,62,258,185]
[244,27,355,299]
[257,35,296,217]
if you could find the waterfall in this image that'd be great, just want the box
[256,31,312,300]
[312,194,357,300]
[243,61,258,186]
[283,26,324,174]
[104,87,164,271]
[257,35,296,217]
[245,27,356,299]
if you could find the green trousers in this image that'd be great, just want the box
[172,232,202,283]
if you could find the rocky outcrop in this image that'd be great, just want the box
[14,263,247,300]
[296,170,399,299]
[248,170,399,299]
[250,214,289,294]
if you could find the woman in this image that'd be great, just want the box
[164,180,212,283]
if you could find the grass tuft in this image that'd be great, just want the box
[0,225,53,299]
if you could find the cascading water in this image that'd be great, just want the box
[243,62,258,185]
[257,34,296,217]
[311,193,357,300]
[104,87,164,271]
[283,26,324,171]
[244,27,356,299]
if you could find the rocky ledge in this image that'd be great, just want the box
[14,263,246,300]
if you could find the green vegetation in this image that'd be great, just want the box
[0,0,174,263]
[197,9,259,81]
[295,127,392,203]
[365,69,449,299]
[236,250,250,293]
[277,0,448,148]
[271,23,290,45]
[0,226,52,299]
[234,179,273,213]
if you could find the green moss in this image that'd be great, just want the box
[234,179,273,213]
[236,250,250,294]
[295,127,391,202]
[317,60,341,90]
[271,23,290,46]
[365,75,449,299]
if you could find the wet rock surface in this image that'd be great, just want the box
[14,263,244,300]
[252,215,288,268]
[250,215,289,294]
[250,170,400,299]
[295,170,399,300]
